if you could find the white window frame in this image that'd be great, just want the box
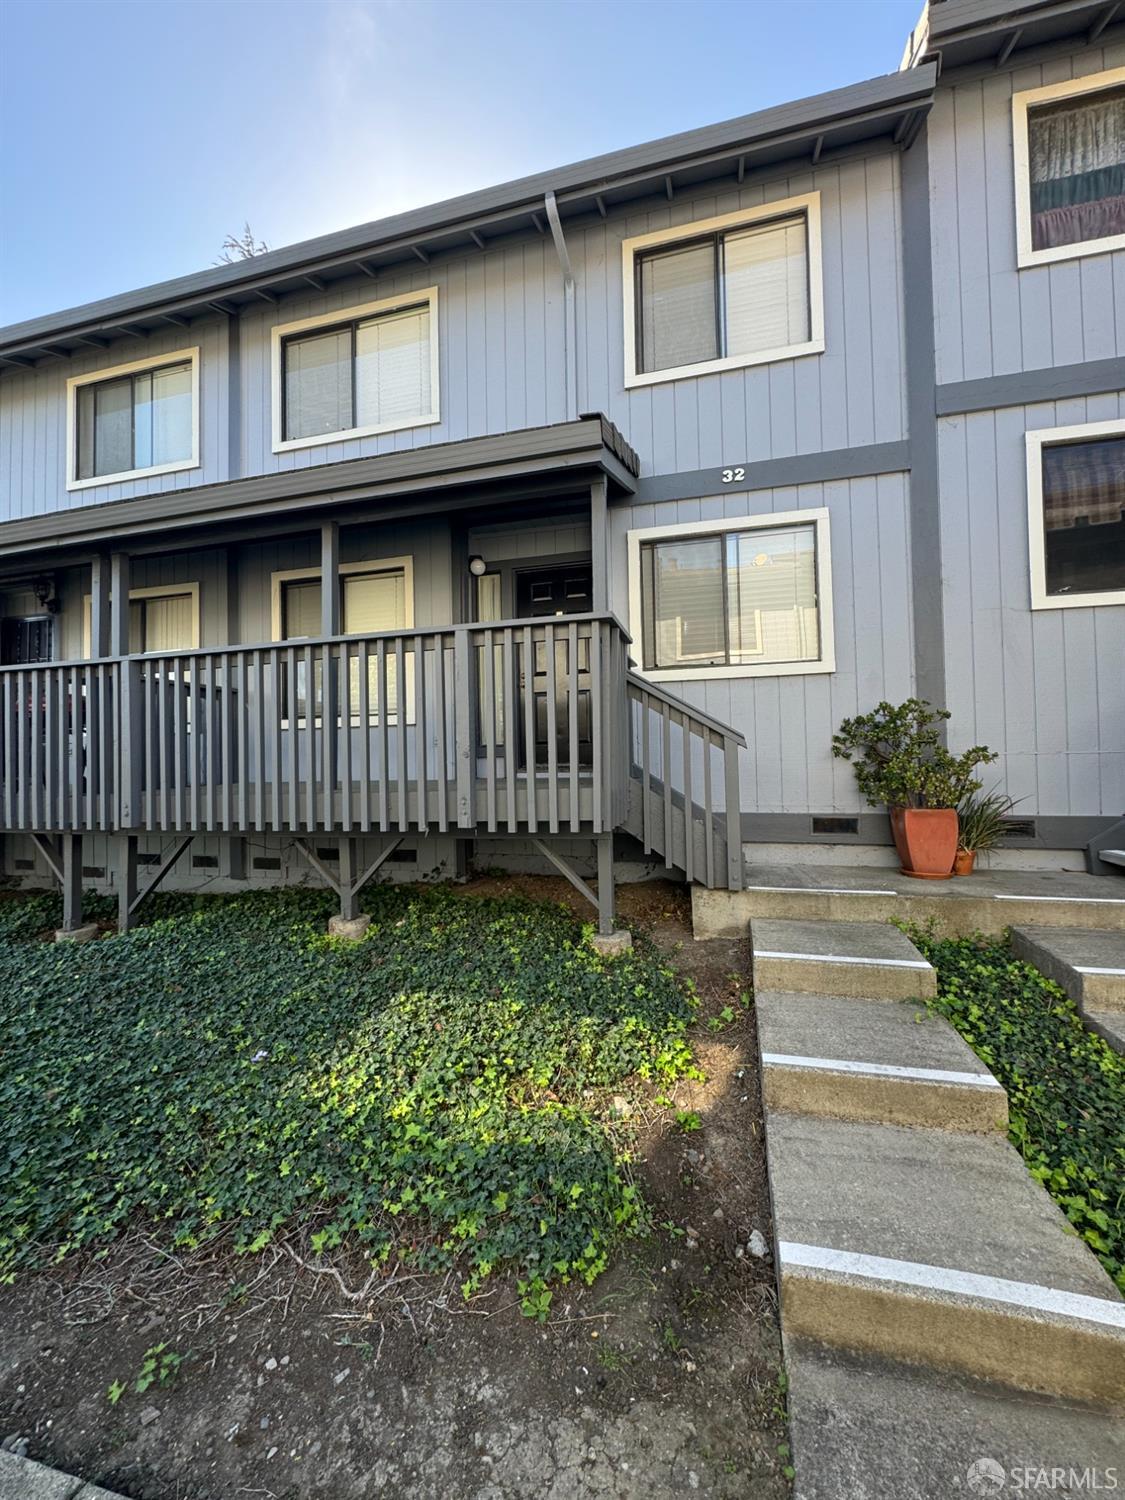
[270,556,416,726]
[270,288,440,454]
[1026,417,1125,610]
[626,507,835,682]
[66,348,201,491]
[621,193,825,389]
[81,582,201,656]
[1013,66,1125,269]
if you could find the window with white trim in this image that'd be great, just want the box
[622,194,824,387]
[627,509,835,680]
[271,558,414,720]
[272,290,439,451]
[1013,67,1125,267]
[67,350,199,489]
[81,584,200,655]
[1026,419,1125,609]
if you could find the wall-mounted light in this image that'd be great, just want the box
[33,577,60,614]
[468,555,487,577]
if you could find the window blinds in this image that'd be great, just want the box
[722,219,810,357]
[284,329,352,441]
[355,307,431,430]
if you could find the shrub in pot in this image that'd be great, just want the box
[831,700,997,879]
[955,788,1019,875]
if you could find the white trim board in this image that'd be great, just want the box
[754,949,931,969]
[66,347,201,492]
[270,287,440,455]
[1012,67,1125,270]
[1025,417,1125,611]
[625,506,835,683]
[779,1241,1125,1329]
[621,192,825,389]
[761,1053,1002,1088]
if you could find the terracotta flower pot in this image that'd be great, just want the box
[953,848,976,877]
[889,807,958,880]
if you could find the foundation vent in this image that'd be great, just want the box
[811,816,860,836]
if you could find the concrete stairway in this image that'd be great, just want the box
[751,914,1125,1494]
[1011,925,1125,1053]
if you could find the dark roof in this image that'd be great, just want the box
[0,416,639,562]
[902,0,1120,70]
[0,67,936,366]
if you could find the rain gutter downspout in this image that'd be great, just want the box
[545,190,578,420]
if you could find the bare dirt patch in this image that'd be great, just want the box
[0,880,786,1499]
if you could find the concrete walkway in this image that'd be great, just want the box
[0,1450,126,1500]
[748,912,1125,1498]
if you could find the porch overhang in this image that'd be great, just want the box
[0,415,638,567]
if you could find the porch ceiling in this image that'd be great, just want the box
[0,416,638,569]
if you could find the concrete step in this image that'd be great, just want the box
[1086,1009,1125,1054]
[1010,926,1125,1012]
[750,919,936,1001]
[693,865,1125,939]
[766,1113,1125,1403]
[785,1336,1125,1500]
[756,990,1007,1133]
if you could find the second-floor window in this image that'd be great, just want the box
[622,194,824,387]
[68,349,199,489]
[272,289,439,452]
[1014,67,1125,266]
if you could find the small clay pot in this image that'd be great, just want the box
[953,848,976,877]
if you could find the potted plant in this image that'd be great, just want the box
[954,788,1019,875]
[832,700,997,880]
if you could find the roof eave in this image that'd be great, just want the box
[0,66,937,365]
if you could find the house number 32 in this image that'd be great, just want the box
[721,467,746,483]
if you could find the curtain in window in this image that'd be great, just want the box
[1041,436,1125,597]
[726,525,818,664]
[355,307,431,428]
[285,329,352,440]
[723,217,809,356]
[133,363,193,470]
[638,242,718,373]
[1028,87,1125,249]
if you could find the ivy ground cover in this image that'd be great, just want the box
[911,930,1125,1291]
[0,887,696,1298]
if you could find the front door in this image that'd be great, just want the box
[0,615,53,664]
[514,564,593,769]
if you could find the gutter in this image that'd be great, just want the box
[544,191,578,422]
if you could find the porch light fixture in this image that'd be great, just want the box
[468,555,488,577]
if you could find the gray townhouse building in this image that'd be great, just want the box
[0,0,1122,934]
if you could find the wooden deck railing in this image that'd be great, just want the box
[625,674,746,890]
[0,616,633,839]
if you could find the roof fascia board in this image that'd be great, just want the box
[929,14,1125,81]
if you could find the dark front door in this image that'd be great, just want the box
[514,564,593,769]
[1,615,53,664]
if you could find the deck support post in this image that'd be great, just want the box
[596,832,615,936]
[60,834,84,935]
[117,835,138,933]
[321,522,341,825]
[338,837,358,921]
[90,554,111,659]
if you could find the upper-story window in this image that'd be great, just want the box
[271,288,439,454]
[622,193,824,388]
[1013,67,1125,268]
[626,508,835,681]
[1026,418,1125,609]
[67,349,199,490]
